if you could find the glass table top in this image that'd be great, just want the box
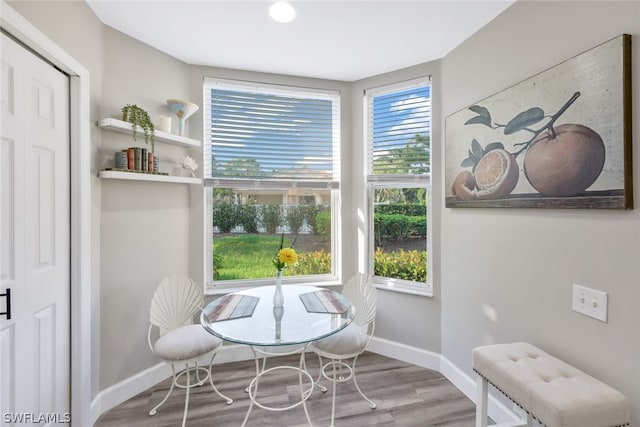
[201,285,354,347]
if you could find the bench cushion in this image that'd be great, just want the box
[472,342,630,427]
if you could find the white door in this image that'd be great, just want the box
[1,32,70,426]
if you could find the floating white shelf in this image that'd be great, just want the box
[97,117,201,148]
[98,170,202,185]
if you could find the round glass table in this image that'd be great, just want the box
[201,285,354,426]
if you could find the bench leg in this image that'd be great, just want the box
[476,375,488,427]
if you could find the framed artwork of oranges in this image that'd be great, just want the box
[445,34,632,209]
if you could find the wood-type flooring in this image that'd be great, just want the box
[95,352,476,426]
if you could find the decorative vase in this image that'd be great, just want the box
[273,270,284,308]
[166,99,199,136]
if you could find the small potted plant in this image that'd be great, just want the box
[121,104,155,153]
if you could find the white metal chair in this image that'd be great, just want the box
[310,273,377,426]
[147,274,232,427]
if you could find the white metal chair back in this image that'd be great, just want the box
[150,274,203,336]
[341,273,377,331]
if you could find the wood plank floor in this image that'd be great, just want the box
[95,352,476,426]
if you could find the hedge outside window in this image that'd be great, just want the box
[203,78,340,291]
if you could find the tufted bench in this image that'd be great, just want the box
[472,342,630,427]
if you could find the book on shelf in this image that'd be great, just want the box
[134,147,141,171]
[141,148,147,171]
[114,147,165,175]
[127,148,134,170]
[102,168,169,176]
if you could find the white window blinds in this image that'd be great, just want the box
[204,78,340,189]
[366,77,431,182]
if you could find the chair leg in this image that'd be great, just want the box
[351,355,376,409]
[330,360,338,427]
[149,364,177,416]
[300,351,314,399]
[194,360,204,386]
[208,352,233,405]
[182,363,190,427]
[315,353,327,393]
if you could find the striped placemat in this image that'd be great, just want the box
[299,290,347,314]
[206,294,260,322]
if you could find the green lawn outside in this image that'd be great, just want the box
[213,234,295,280]
[213,234,427,282]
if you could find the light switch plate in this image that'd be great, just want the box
[572,284,608,322]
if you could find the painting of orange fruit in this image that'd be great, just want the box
[445,34,632,209]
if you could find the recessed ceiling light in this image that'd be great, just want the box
[269,2,296,23]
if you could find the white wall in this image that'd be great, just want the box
[440,1,640,423]
[98,25,197,389]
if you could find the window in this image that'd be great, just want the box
[203,78,341,291]
[365,77,432,295]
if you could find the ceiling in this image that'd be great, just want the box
[87,0,514,82]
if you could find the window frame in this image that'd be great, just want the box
[364,77,433,297]
[203,78,342,294]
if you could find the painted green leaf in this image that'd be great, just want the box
[504,107,545,135]
[464,115,492,127]
[460,157,475,167]
[469,148,482,164]
[471,138,482,155]
[484,142,505,153]
[469,105,490,117]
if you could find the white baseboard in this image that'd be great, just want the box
[91,339,519,426]
[89,343,254,425]
[367,336,441,371]
[439,355,520,425]
[90,361,172,425]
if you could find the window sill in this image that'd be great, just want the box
[205,279,342,296]
[374,279,433,298]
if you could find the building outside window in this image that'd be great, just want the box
[365,77,432,295]
[203,78,341,291]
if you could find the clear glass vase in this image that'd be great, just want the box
[273,270,284,308]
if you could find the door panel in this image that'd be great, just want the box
[33,147,56,268]
[1,59,15,114]
[0,325,16,418]
[1,138,15,281]
[32,80,55,128]
[0,32,70,426]
[34,305,56,414]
